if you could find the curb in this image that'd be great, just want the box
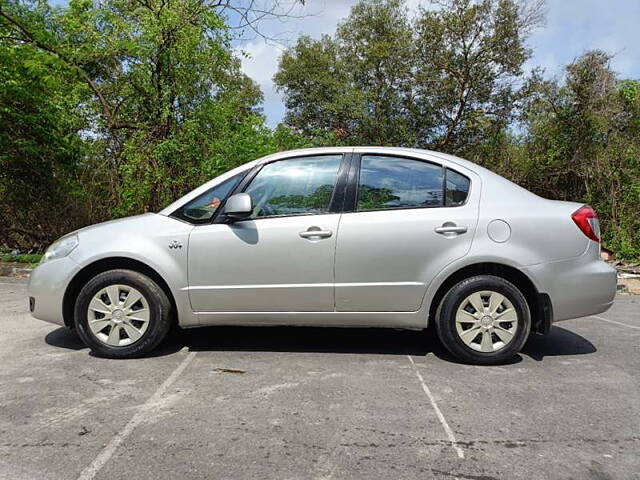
[617,277,640,295]
[0,263,33,278]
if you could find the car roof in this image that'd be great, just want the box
[256,146,492,177]
[159,146,534,216]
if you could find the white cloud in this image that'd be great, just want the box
[237,40,283,89]
[236,40,286,127]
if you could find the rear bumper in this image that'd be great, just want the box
[27,256,79,327]
[523,248,616,322]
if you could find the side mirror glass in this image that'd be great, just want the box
[224,193,253,221]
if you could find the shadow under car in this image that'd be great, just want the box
[45,323,596,364]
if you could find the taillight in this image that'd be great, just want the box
[571,205,600,242]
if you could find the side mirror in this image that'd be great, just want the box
[224,193,253,221]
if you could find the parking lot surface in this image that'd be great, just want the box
[1,277,639,480]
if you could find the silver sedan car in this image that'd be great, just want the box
[28,147,617,364]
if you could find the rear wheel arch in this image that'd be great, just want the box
[62,257,178,329]
[428,262,552,335]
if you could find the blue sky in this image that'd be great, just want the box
[234,0,640,126]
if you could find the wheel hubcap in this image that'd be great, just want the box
[455,290,518,353]
[87,284,150,347]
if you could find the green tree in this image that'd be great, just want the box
[413,0,544,153]
[518,51,640,258]
[1,0,638,261]
[275,0,415,145]
[0,2,90,247]
[0,0,305,232]
[274,0,543,151]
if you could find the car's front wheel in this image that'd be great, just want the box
[74,269,172,358]
[435,275,531,365]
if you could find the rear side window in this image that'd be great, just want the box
[243,155,342,218]
[357,155,444,210]
[445,168,470,206]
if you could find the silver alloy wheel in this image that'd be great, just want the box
[87,284,150,347]
[455,290,518,353]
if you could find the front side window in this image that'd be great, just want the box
[243,155,342,218]
[357,155,444,210]
[172,172,244,224]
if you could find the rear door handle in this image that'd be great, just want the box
[299,228,333,239]
[434,224,468,235]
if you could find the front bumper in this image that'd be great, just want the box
[27,256,79,326]
[523,247,617,322]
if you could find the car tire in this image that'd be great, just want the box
[435,275,531,365]
[74,269,172,358]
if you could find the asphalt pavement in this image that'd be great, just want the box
[1,277,639,480]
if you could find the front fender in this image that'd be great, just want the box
[68,214,196,326]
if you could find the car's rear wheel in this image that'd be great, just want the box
[435,275,531,364]
[74,269,172,358]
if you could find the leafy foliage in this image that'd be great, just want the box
[0,0,306,248]
[0,6,91,246]
[0,252,42,264]
[0,0,638,260]
[515,52,640,258]
[275,0,543,150]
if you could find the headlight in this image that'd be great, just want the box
[41,234,79,264]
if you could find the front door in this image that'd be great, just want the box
[334,153,478,312]
[188,154,344,312]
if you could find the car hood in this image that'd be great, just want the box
[72,213,157,234]
[71,213,190,237]
[67,213,194,267]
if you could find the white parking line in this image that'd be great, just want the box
[406,355,464,459]
[591,315,640,330]
[77,350,197,480]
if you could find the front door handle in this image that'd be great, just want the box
[299,227,333,239]
[434,223,468,235]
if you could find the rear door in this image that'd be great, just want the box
[334,153,478,312]
[188,153,348,312]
